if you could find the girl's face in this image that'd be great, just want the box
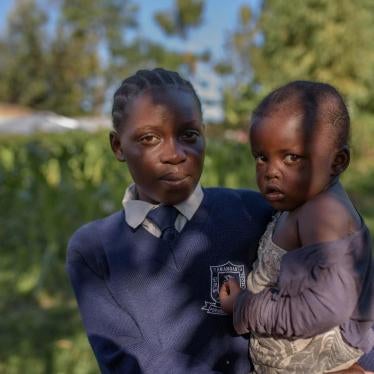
[111,87,205,205]
[250,105,337,211]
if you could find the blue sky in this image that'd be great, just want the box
[0,0,260,59]
[0,0,261,120]
[136,0,261,59]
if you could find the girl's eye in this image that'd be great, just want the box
[284,154,301,164]
[181,130,200,142]
[138,134,160,145]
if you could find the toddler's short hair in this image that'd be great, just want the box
[251,81,350,148]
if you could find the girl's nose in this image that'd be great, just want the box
[160,138,187,164]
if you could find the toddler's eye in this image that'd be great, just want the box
[138,134,160,145]
[284,154,301,164]
[254,155,266,164]
[181,129,200,142]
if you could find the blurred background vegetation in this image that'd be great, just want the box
[0,0,373,373]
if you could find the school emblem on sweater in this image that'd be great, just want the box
[201,261,246,315]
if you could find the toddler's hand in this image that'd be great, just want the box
[219,278,242,315]
[330,363,374,373]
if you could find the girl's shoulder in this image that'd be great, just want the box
[204,187,274,218]
[67,210,124,255]
[66,210,124,278]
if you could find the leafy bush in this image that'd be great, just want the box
[0,130,372,373]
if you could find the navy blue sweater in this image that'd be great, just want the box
[67,188,272,373]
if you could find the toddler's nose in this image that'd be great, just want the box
[265,163,280,179]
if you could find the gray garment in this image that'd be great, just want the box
[247,215,362,373]
[234,213,374,354]
[122,183,204,236]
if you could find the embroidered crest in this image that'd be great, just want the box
[201,261,246,315]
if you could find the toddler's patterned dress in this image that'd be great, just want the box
[247,214,362,374]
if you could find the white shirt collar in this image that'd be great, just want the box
[122,183,204,229]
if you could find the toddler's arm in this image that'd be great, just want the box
[234,255,358,338]
[233,195,372,340]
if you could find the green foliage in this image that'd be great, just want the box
[0,0,208,116]
[57,0,138,96]
[221,0,374,126]
[0,131,127,373]
[0,0,49,108]
[1,130,373,372]
[252,0,374,111]
[151,0,208,73]
[46,26,103,115]
[0,131,251,373]
[222,84,258,128]
[154,0,205,39]
[44,0,140,114]
[0,0,107,115]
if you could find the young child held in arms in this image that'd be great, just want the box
[220,81,374,373]
[67,68,273,373]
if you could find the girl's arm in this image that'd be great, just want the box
[67,231,222,374]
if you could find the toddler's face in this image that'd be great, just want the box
[250,106,336,211]
[113,87,205,205]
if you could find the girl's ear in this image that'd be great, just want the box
[331,145,350,176]
[109,131,126,162]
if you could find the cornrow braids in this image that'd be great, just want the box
[112,68,202,131]
[251,81,350,148]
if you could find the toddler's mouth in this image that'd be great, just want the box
[264,186,285,201]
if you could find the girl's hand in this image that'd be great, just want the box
[219,278,242,315]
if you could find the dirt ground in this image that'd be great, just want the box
[0,103,33,118]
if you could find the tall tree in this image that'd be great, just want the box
[48,0,140,114]
[152,0,208,74]
[46,24,102,115]
[221,0,374,126]
[0,0,49,108]
[0,0,209,115]
[215,5,258,127]
[154,0,205,39]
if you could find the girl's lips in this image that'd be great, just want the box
[160,173,188,182]
[159,174,189,186]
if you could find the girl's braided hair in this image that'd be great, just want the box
[112,68,202,131]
